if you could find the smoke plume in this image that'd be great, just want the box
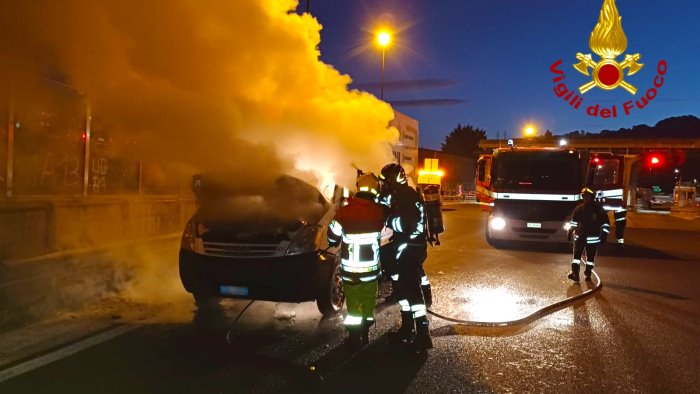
[0,0,397,187]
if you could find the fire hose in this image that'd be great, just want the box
[226,299,256,345]
[427,271,602,327]
[224,272,602,390]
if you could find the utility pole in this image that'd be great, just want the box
[6,86,14,197]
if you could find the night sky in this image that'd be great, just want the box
[306,0,700,149]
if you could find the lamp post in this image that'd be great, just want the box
[523,125,536,138]
[376,30,391,100]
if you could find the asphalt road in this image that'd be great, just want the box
[1,204,699,393]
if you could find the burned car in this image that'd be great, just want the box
[179,173,345,316]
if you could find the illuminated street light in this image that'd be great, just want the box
[377,31,391,47]
[524,125,537,137]
[376,30,392,100]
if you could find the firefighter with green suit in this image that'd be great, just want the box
[327,173,385,348]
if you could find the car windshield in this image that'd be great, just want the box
[493,150,581,192]
[194,174,329,233]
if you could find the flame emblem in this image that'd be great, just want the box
[573,0,643,94]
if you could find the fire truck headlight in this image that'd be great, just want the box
[563,222,572,231]
[490,217,506,231]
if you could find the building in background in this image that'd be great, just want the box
[418,148,475,196]
[390,110,419,177]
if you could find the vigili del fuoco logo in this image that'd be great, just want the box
[550,0,667,118]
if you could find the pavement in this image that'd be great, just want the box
[1,204,699,393]
[627,210,700,231]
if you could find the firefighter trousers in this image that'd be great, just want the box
[573,237,598,267]
[396,243,428,316]
[384,242,432,306]
[343,280,378,327]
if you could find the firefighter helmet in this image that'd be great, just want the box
[581,186,595,197]
[356,173,380,196]
[380,163,407,187]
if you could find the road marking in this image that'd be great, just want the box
[0,324,139,383]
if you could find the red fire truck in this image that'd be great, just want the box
[475,144,583,247]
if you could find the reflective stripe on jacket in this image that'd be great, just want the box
[327,196,385,283]
[570,201,611,241]
[385,184,427,246]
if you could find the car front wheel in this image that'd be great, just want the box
[316,257,344,316]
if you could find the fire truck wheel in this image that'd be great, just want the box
[485,229,504,249]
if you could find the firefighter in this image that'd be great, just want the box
[378,186,433,308]
[379,163,433,352]
[327,173,385,348]
[567,186,611,282]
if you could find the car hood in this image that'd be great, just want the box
[192,174,330,243]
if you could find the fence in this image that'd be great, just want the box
[2,78,179,199]
[1,78,192,261]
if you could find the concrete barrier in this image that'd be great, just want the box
[0,196,195,261]
[0,196,194,331]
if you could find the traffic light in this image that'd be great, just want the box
[642,149,685,170]
[642,151,676,169]
[648,154,662,167]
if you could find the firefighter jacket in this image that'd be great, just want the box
[385,184,427,246]
[570,201,611,244]
[327,196,385,283]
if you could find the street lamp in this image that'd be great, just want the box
[376,30,392,100]
[523,125,537,137]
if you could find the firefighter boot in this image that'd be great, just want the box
[361,318,375,345]
[616,239,625,253]
[567,263,580,282]
[388,311,415,344]
[345,326,363,350]
[411,316,433,353]
[584,266,593,281]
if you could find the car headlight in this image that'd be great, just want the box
[181,220,196,251]
[563,222,572,231]
[490,217,506,231]
[196,222,209,236]
[286,225,319,255]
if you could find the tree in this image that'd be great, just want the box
[441,123,487,157]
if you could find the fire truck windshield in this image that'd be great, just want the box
[590,159,621,187]
[492,150,581,191]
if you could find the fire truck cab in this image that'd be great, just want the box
[476,146,583,247]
